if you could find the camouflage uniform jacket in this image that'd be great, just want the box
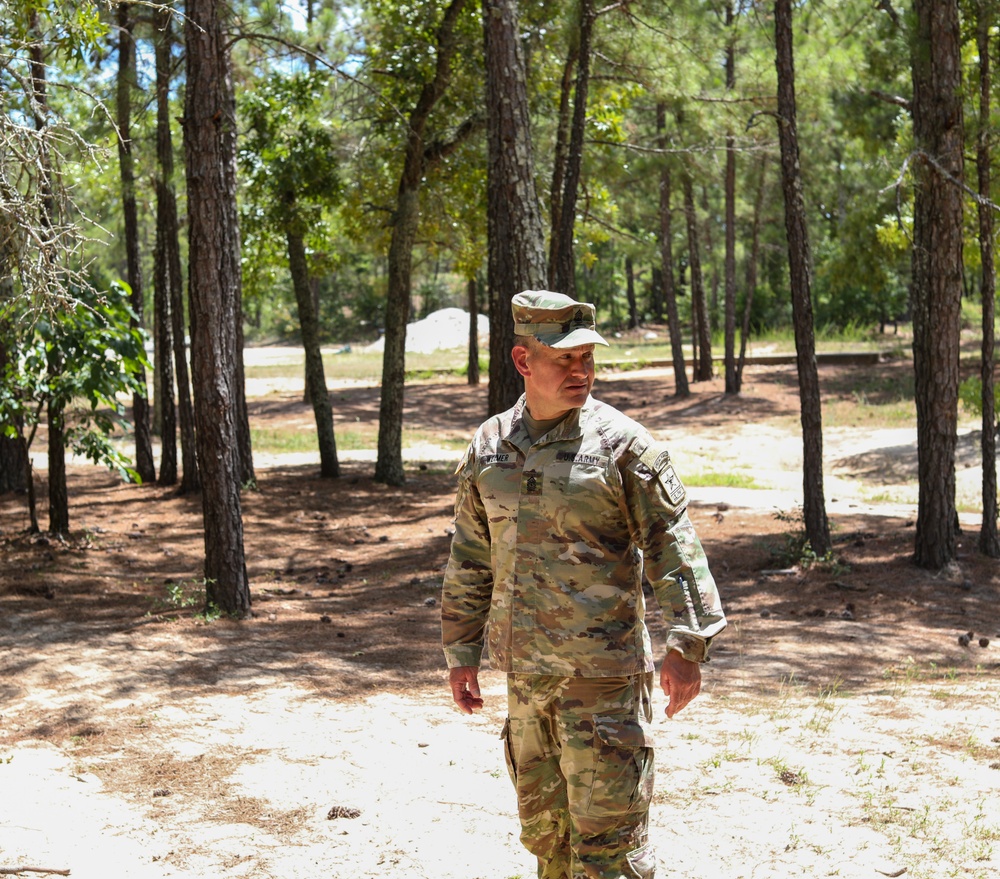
[441,394,726,676]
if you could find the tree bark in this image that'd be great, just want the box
[657,105,688,398]
[154,7,198,493]
[736,157,768,393]
[683,172,713,382]
[287,228,339,478]
[547,48,577,290]
[774,0,830,556]
[375,0,468,486]
[723,0,738,394]
[910,0,963,569]
[625,255,638,329]
[46,397,68,535]
[0,308,27,494]
[975,0,998,557]
[117,2,155,485]
[467,276,480,386]
[483,0,548,415]
[184,0,251,617]
[552,0,595,298]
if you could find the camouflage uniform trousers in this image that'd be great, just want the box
[501,672,657,879]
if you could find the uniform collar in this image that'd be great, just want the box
[505,395,588,451]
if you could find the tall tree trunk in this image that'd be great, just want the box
[657,105,688,398]
[375,0,467,486]
[683,172,713,382]
[467,276,480,386]
[46,396,68,535]
[152,7,177,487]
[483,0,548,415]
[650,266,664,322]
[154,7,198,492]
[0,294,27,494]
[625,255,638,329]
[184,0,251,618]
[117,2,155,485]
[976,0,999,557]
[547,48,577,290]
[28,13,70,528]
[723,0,738,394]
[287,228,339,478]
[910,0,963,569]
[774,0,829,556]
[552,0,595,298]
[736,157,768,393]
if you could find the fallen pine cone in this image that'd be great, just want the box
[327,805,362,819]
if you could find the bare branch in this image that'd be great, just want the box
[865,89,911,111]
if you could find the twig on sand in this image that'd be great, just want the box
[0,868,71,876]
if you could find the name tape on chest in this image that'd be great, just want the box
[554,451,606,467]
[479,453,512,465]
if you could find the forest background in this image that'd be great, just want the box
[0,6,998,635]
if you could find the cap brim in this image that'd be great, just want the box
[534,327,609,348]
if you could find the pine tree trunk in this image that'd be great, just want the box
[774,0,829,556]
[467,277,480,386]
[683,172,713,382]
[154,7,196,491]
[184,0,250,617]
[736,157,768,393]
[975,1,999,557]
[287,228,339,478]
[625,255,638,329]
[723,1,738,395]
[483,0,548,415]
[552,0,595,298]
[910,0,963,569]
[657,104,688,399]
[375,0,467,486]
[547,49,577,290]
[46,399,68,535]
[0,311,27,494]
[117,2,155,485]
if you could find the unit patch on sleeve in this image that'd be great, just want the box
[638,442,687,506]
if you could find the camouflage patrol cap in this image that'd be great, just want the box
[511,290,609,348]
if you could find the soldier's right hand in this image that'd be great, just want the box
[449,666,484,714]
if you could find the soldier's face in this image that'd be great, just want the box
[513,342,596,420]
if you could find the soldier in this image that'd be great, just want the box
[442,290,726,879]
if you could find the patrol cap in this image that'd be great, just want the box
[511,290,609,348]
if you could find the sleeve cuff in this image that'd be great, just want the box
[444,644,483,669]
[666,633,712,663]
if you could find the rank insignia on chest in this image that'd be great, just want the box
[523,470,542,495]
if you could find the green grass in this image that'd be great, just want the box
[685,470,761,489]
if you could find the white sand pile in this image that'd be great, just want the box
[364,307,489,355]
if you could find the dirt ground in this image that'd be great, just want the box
[1,360,999,879]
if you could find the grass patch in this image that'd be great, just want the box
[686,470,761,489]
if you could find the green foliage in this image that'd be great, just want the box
[769,509,847,573]
[0,281,149,482]
[959,376,1000,425]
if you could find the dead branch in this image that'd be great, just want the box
[0,868,71,876]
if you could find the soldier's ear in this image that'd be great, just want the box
[512,344,531,378]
